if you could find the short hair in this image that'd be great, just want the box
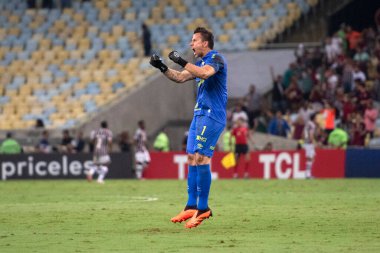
[6,132,12,138]
[101,121,108,128]
[138,120,145,127]
[194,27,214,49]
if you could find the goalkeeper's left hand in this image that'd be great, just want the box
[168,50,188,68]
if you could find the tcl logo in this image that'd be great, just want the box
[259,152,305,179]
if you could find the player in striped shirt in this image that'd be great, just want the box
[86,121,113,184]
[303,113,317,179]
[134,120,151,180]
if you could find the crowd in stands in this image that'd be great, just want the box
[228,24,380,149]
[2,8,380,153]
[0,118,172,154]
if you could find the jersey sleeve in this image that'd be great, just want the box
[204,54,224,73]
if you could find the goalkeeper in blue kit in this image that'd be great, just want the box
[150,27,228,228]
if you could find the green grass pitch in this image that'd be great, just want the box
[0,179,379,253]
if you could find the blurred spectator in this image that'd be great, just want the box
[244,84,262,129]
[37,130,52,153]
[153,128,170,152]
[342,94,356,125]
[354,46,370,65]
[352,64,366,84]
[292,115,305,141]
[222,124,235,152]
[270,66,286,113]
[35,118,45,129]
[298,68,313,100]
[327,126,349,149]
[326,68,339,93]
[231,102,248,126]
[332,32,343,54]
[309,84,324,107]
[346,26,361,57]
[72,131,85,153]
[333,87,345,114]
[311,47,323,69]
[349,115,367,146]
[298,102,314,122]
[142,23,152,57]
[0,133,22,154]
[325,37,340,63]
[363,27,376,47]
[60,129,73,153]
[268,111,290,137]
[337,24,348,53]
[283,62,297,89]
[354,80,370,113]
[284,78,303,112]
[342,60,354,93]
[255,110,272,133]
[262,142,273,151]
[118,131,132,152]
[364,100,379,138]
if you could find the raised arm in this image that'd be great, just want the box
[169,50,216,80]
[164,69,195,83]
[149,53,195,83]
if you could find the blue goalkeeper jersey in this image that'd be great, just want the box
[194,50,228,124]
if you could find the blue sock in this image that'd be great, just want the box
[196,164,211,210]
[186,165,197,208]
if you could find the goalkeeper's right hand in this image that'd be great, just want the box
[150,54,168,73]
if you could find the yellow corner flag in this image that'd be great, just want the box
[221,152,236,170]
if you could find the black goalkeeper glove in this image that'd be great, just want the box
[168,50,188,68]
[150,54,168,73]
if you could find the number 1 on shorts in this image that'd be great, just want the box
[201,126,207,135]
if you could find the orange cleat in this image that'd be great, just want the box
[185,209,212,228]
[171,209,197,223]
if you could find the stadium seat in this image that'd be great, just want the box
[0,0,316,130]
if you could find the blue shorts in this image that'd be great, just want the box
[186,115,225,157]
